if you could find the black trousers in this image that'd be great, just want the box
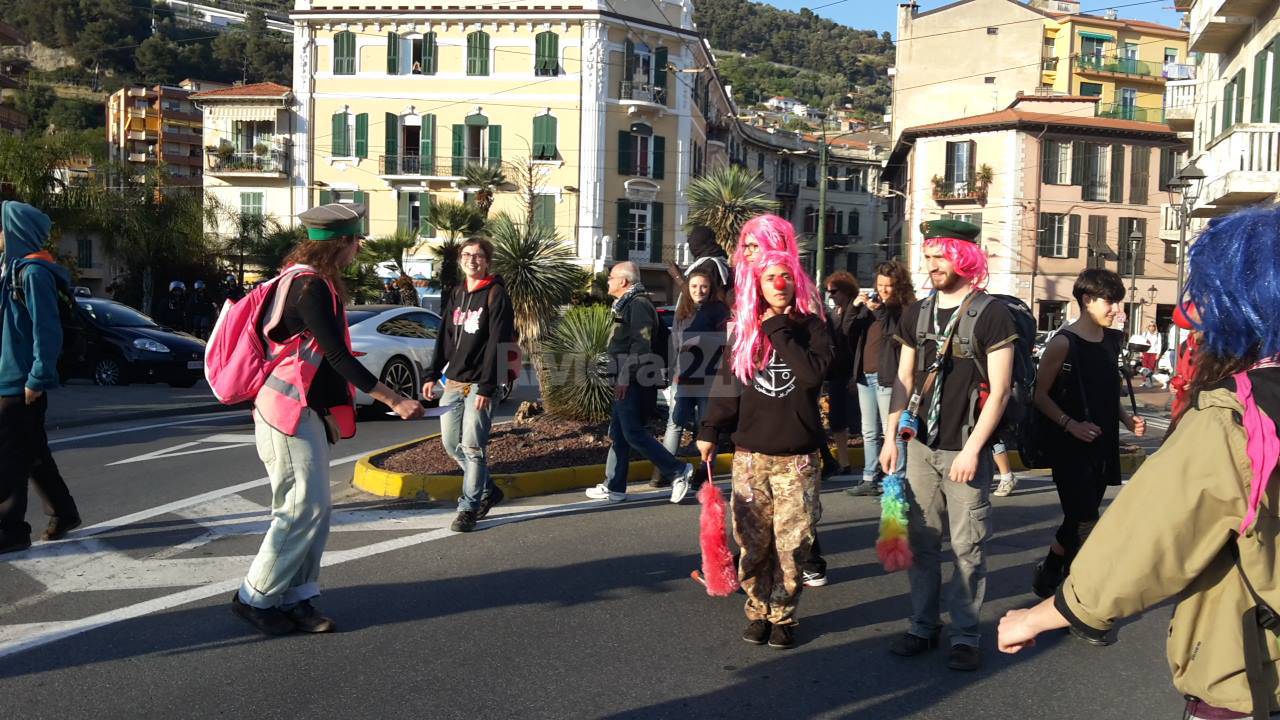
[0,394,77,541]
[1051,468,1108,566]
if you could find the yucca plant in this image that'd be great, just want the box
[487,212,585,363]
[540,304,614,422]
[686,164,780,254]
[364,229,420,276]
[462,161,507,218]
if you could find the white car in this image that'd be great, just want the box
[346,304,441,408]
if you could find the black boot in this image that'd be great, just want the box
[1032,550,1067,599]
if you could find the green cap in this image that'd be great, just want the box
[298,203,367,240]
[920,218,980,243]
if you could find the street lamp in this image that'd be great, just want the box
[1166,159,1205,360]
[1127,227,1144,332]
[814,123,863,286]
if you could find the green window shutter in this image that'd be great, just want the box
[334,32,354,75]
[543,115,556,157]
[535,32,547,74]
[532,115,546,158]
[1070,140,1085,186]
[1224,78,1235,130]
[422,194,435,237]
[353,191,368,234]
[319,189,334,205]
[1067,214,1081,258]
[1254,47,1268,122]
[355,113,368,159]
[1129,146,1150,204]
[468,32,489,75]
[1109,145,1125,203]
[652,135,665,179]
[534,195,554,229]
[536,32,558,75]
[649,202,664,263]
[451,125,465,175]
[1271,38,1280,122]
[387,32,400,74]
[654,46,668,94]
[1235,70,1247,127]
[331,112,347,157]
[421,114,435,174]
[615,200,630,259]
[488,125,502,165]
[384,112,398,169]
[617,130,634,175]
[480,32,490,75]
[397,192,411,233]
[624,39,636,81]
[1041,139,1055,184]
[425,33,438,75]
[1037,213,1053,256]
[1135,218,1147,275]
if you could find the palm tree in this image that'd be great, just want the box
[486,212,585,365]
[425,200,485,300]
[364,229,420,276]
[247,225,306,278]
[462,161,507,218]
[685,164,780,254]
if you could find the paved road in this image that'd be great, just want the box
[0,397,1183,718]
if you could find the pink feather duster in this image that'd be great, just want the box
[697,468,740,596]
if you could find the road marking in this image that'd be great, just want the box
[0,492,676,659]
[105,433,258,466]
[49,411,247,446]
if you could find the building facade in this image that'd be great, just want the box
[0,21,27,134]
[190,82,298,239]
[886,96,1185,333]
[288,0,733,299]
[107,80,227,182]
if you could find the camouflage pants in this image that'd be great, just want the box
[731,449,821,626]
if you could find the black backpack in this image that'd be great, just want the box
[12,262,91,381]
[915,292,1038,449]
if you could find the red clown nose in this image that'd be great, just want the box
[772,276,789,291]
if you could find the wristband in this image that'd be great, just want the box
[1059,414,1071,428]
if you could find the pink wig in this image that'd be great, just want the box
[729,249,822,384]
[732,214,800,290]
[923,236,989,290]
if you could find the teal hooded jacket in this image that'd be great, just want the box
[0,201,70,396]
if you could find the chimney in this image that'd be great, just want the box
[1104,8,1118,20]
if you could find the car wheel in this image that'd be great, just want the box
[94,356,126,386]
[379,356,417,407]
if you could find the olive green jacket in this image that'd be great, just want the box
[1057,386,1279,714]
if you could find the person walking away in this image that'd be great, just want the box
[187,280,217,339]
[379,279,399,305]
[586,261,694,504]
[396,273,417,306]
[658,267,728,486]
[0,201,81,554]
[422,238,515,532]
[1028,269,1146,597]
[823,271,876,479]
[848,261,916,497]
[880,219,1017,672]
[162,280,188,332]
[224,273,245,303]
[1130,320,1161,387]
[697,248,832,649]
[234,203,425,636]
[998,205,1280,720]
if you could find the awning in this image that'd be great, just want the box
[207,106,281,122]
[1079,31,1115,42]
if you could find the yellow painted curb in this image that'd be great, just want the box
[353,432,735,501]
[352,437,1148,501]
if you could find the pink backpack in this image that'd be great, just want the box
[204,266,316,404]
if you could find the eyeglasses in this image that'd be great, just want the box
[459,252,486,261]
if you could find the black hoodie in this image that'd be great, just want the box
[424,275,515,398]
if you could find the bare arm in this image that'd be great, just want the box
[1033,334,1071,427]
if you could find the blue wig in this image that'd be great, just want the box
[1184,205,1280,361]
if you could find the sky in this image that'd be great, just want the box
[758,0,1184,37]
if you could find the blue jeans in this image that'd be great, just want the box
[857,373,885,484]
[607,382,685,493]
[439,383,495,513]
[877,381,907,476]
[662,389,708,456]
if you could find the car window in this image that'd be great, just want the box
[377,312,436,339]
[403,311,440,339]
[347,309,378,326]
[91,302,158,328]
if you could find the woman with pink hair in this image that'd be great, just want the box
[697,242,833,650]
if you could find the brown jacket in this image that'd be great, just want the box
[1057,385,1279,714]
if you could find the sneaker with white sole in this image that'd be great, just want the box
[669,463,695,504]
[802,570,828,587]
[584,484,626,503]
[993,474,1019,497]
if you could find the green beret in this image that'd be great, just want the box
[921,218,980,243]
[298,202,367,240]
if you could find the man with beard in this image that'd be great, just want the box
[879,219,1016,672]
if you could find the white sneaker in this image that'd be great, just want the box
[585,484,626,503]
[802,570,828,587]
[669,463,695,504]
[993,474,1019,497]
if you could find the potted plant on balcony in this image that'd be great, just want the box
[213,143,235,170]
[974,164,994,201]
[931,174,947,199]
[253,142,270,170]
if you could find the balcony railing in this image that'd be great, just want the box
[379,154,502,177]
[775,181,799,197]
[933,181,987,204]
[1041,56,1059,71]
[1163,63,1196,80]
[618,81,667,106]
[1097,103,1166,123]
[207,151,289,174]
[1164,80,1197,113]
[1075,55,1164,79]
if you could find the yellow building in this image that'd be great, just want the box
[1039,5,1191,123]
[289,0,732,296]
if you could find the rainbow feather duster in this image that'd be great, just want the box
[876,472,914,572]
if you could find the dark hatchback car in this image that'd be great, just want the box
[66,298,207,387]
